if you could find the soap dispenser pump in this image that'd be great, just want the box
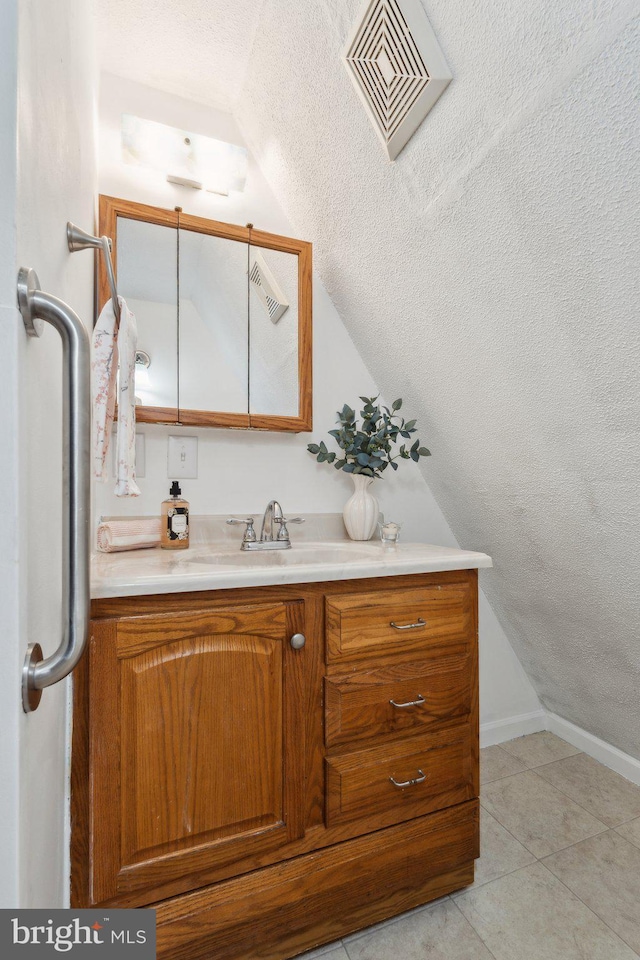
[161,481,190,550]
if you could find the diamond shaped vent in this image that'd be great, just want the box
[249,252,289,324]
[343,0,452,160]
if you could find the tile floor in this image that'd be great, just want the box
[295,732,640,960]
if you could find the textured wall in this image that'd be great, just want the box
[236,0,640,757]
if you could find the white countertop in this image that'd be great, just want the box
[91,538,493,599]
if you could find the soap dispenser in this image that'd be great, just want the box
[161,481,190,550]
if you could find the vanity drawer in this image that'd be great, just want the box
[325,657,471,748]
[325,581,473,665]
[325,725,475,828]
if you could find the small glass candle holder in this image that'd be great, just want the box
[379,520,402,544]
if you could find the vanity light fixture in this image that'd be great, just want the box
[342,0,452,160]
[122,115,248,195]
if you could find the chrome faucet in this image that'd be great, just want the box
[227,500,304,550]
[260,499,283,542]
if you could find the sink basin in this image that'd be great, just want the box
[184,543,376,567]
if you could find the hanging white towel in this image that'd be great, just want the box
[92,296,141,497]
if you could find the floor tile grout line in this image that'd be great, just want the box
[477,804,638,892]
[538,850,640,959]
[453,858,539,898]
[446,896,500,960]
[482,764,611,840]
[478,800,544,861]
[341,895,451,946]
[481,769,526,786]
[525,764,634,830]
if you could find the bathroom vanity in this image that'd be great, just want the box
[72,538,491,959]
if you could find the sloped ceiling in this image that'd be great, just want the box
[235,0,640,757]
[96,0,266,111]
[97,0,640,758]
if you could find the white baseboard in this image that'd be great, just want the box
[480,708,640,786]
[480,710,546,748]
[546,711,640,787]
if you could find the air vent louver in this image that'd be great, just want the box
[343,0,452,160]
[249,252,289,324]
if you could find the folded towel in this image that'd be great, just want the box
[92,295,141,498]
[97,518,161,553]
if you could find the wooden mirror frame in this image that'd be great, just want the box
[98,195,312,432]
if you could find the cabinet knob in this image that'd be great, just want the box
[290,633,306,650]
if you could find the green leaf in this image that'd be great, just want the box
[307,443,319,454]
[343,462,355,473]
[418,447,431,457]
[410,450,419,462]
[411,439,419,453]
[356,453,370,465]
[391,461,398,470]
[404,419,416,430]
[392,398,403,411]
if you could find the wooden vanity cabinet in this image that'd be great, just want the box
[72,571,479,960]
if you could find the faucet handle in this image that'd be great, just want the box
[226,517,257,543]
[274,516,305,541]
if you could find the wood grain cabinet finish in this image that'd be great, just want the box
[84,601,305,904]
[325,581,474,664]
[73,570,479,959]
[324,656,471,747]
[325,724,475,828]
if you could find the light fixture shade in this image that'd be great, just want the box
[342,0,452,160]
[122,115,248,194]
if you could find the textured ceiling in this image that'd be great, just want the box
[234,0,640,757]
[96,0,265,111]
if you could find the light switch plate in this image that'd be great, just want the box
[112,432,146,479]
[168,435,198,479]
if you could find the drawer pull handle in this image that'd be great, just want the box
[389,769,427,789]
[389,617,427,631]
[389,694,426,709]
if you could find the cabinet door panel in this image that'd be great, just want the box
[121,634,283,861]
[89,602,305,904]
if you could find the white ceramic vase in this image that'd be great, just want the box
[343,474,379,541]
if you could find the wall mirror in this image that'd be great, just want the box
[98,195,312,431]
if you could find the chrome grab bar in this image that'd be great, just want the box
[17,267,91,712]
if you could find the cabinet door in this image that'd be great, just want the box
[88,601,305,905]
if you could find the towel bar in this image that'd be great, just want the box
[67,221,119,320]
